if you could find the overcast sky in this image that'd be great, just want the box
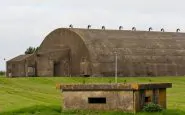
[1,0,185,70]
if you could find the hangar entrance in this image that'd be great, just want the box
[54,59,70,77]
[54,62,60,76]
[53,48,71,77]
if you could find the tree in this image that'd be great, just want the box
[25,46,39,54]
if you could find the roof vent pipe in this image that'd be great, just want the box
[119,26,123,30]
[87,25,91,29]
[102,26,105,30]
[69,24,73,28]
[149,27,153,31]
[176,28,180,32]
[161,28,165,32]
[132,27,136,31]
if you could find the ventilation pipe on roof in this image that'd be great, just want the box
[132,27,136,31]
[69,24,73,28]
[119,26,123,30]
[149,27,153,31]
[87,25,91,29]
[176,28,180,32]
[161,28,165,32]
[102,26,105,30]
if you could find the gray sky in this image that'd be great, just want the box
[1,0,185,70]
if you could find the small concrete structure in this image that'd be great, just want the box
[59,83,172,113]
[6,54,35,77]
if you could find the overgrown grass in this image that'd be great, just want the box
[0,77,185,114]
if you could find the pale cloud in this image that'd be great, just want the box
[1,0,185,70]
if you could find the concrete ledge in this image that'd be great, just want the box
[58,83,172,91]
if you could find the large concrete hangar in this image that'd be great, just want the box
[6,27,185,77]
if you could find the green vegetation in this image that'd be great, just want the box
[25,46,39,54]
[0,71,5,76]
[0,77,185,115]
[143,103,163,112]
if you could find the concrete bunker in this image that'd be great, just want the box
[59,83,172,112]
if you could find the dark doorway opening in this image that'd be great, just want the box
[54,62,61,77]
[145,96,151,103]
[88,97,106,104]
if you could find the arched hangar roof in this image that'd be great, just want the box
[38,28,185,76]
[39,28,185,63]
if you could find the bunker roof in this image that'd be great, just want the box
[58,83,172,91]
[7,54,33,62]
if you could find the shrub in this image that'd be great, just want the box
[143,103,163,112]
[0,71,5,76]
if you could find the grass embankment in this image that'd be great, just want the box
[0,77,185,115]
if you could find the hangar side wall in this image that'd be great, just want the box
[73,29,185,76]
[6,61,25,77]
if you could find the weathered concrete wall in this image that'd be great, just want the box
[6,54,35,77]
[72,29,185,76]
[133,89,167,112]
[158,89,166,108]
[6,61,25,77]
[62,91,134,112]
[36,49,71,76]
[37,55,53,76]
[37,29,91,76]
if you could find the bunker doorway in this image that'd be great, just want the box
[52,47,71,77]
[54,62,61,77]
[53,60,71,77]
